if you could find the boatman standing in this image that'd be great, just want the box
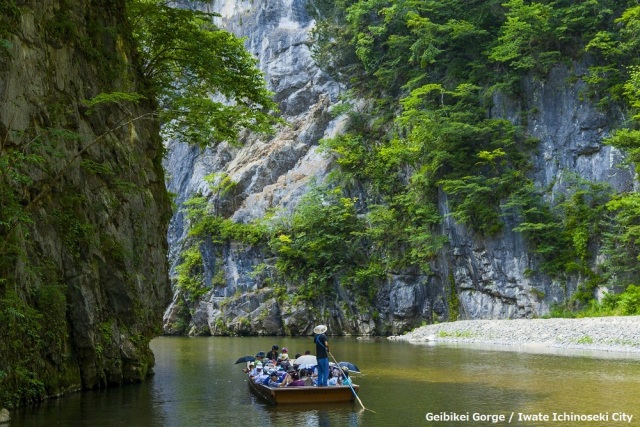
[313,324,329,387]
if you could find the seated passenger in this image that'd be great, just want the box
[253,366,269,384]
[267,371,281,388]
[279,359,292,372]
[279,369,295,387]
[249,362,262,379]
[327,366,342,386]
[243,362,255,375]
[304,369,318,386]
[279,347,289,360]
[261,371,271,385]
[266,345,279,363]
[277,349,290,366]
[295,369,309,386]
[287,371,304,387]
[263,360,276,372]
[340,366,352,385]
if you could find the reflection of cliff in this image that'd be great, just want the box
[0,1,171,403]
[163,1,635,336]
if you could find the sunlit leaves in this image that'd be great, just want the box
[489,0,556,72]
[128,0,279,147]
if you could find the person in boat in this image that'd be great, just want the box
[248,361,261,379]
[263,360,276,374]
[267,370,281,387]
[255,351,266,365]
[249,362,263,378]
[262,367,278,385]
[340,366,352,386]
[277,347,289,363]
[313,324,330,387]
[327,375,338,386]
[278,368,295,387]
[277,349,291,371]
[253,364,269,384]
[286,370,305,387]
[243,362,255,374]
[260,371,272,386]
[301,368,314,386]
[279,359,292,372]
[327,365,342,386]
[266,345,279,362]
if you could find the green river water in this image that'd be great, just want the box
[10,336,640,427]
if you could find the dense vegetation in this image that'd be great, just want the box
[175,0,640,320]
[0,0,276,407]
[309,0,640,313]
[129,0,278,147]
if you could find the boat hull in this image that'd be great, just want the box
[248,380,359,405]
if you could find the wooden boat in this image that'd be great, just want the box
[248,380,360,405]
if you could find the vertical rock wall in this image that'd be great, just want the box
[0,0,171,403]
[449,65,634,320]
[164,0,447,336]
[163,1,635,335]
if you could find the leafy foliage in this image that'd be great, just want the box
[304,0,640,313]
[0,283,75,408]
[509,178,612,299]
[128,0,280,147]
[1,0,283,405]
[161,0,640,317]
[548,284,640,318]
[161,0,640,321]
[270,189,365,301]
[599,31,640,288]
[166,0,640,317]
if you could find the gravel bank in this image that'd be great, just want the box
[390,316,640,353]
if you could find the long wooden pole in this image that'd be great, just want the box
[328,351,375,413]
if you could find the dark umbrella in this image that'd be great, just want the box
[338,361,360,373]
[235,355,256,364]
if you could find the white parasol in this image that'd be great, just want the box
[292,354,317,367]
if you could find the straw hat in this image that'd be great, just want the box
[313,324,327,334]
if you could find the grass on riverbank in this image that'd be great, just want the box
[546,285,640,318]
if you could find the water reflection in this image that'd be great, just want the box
[10,336,640,427]
[255,403,363,427]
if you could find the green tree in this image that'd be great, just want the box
[489,0,558,73]
[128,0,279,147]
[601,65,640,285]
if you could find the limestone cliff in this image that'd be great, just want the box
[163,0,635,336]
[164,0,447,336]
[0,0,171,405]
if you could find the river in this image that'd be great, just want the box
[10,336,640,426]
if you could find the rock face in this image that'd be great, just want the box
[0,0,171,404]
[449,64,633,320]
[164,0,361,335]
[163,1,634,335]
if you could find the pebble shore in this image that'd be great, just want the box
[390,316,640,353]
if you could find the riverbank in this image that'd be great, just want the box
[390,316,640,353]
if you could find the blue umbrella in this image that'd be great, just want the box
[235,355,256,364]
[338,361,360,373]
